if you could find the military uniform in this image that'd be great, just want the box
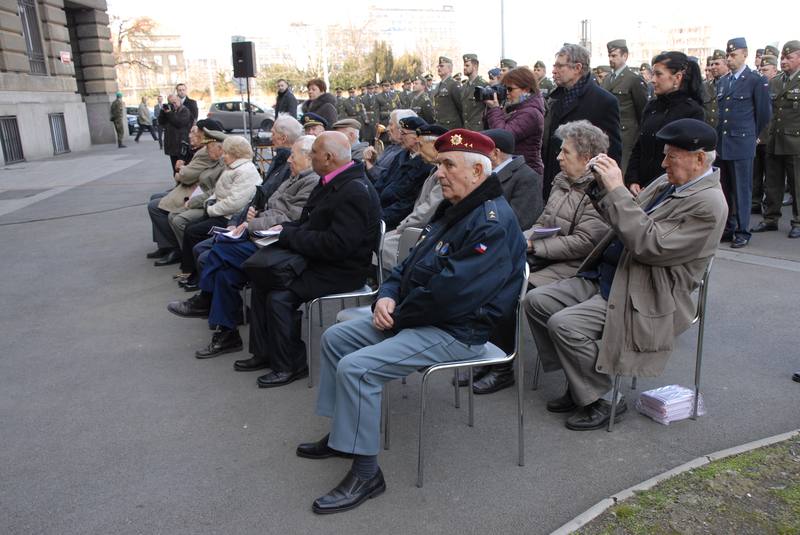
[538,77,555,99]
[399,82,413,108]
[762,41,800,234]
[335,91,346,120]
[360,85,379,144]
[601,41,648,173]
[110,95,126,147]
[716,38,772,245]
[753,55,779,212]
[410,90,435,124]
[703,56,720,129]
[459,53,487,131]
[343,90,366,126]
[375,84,401,127]
[433,57,463,130]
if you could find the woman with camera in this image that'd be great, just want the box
[625,52,705,194]
[484,66,545,175]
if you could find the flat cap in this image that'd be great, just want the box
[727,37,747,52]
[332,118,361,130]
[399,116,427,131]
[203,127,228,142]
[783,41,800,56]
[417,124,448,137]
[656,118,717,152]
[764,45,780,57]
[301,112,328,129]
[534,60,546,69]
[606,39,627,52]
[463,53,478,63]
[500,58,517,69]
[438,56,452,65]
[481,129,515,154]
[434,128,495,158]
[712,49,726,60]
[761,55,778,67]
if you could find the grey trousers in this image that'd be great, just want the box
[316,316,486,456]
[169,208,205,249]
[147,194,179,250]
[523,277,611,407]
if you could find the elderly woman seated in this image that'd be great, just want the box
[167,135,321,359]
[174,135,261,280]
[471,120,610,394]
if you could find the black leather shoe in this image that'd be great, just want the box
[730,236,750,249]
[453,366,490,387]
[195,329,242,359]
[167,293,210,318]
[312,468,386,514]
[154,250,181,266]
[546,390,577,413]
[147,247,169,259]
[473,367,515,395]
[720,232,733,243]
[793,371,800,383]
[789,227,800,239]
[257,367,309,388]
[565,398,627,431]
[750,206,762,215]
[750,221,778,232]
[234,357,271,372]
[297,434,353,460]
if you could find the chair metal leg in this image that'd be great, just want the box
[306,302,313,388]
[631,376,638,390]
[607,375,622,432]
[468,367,474,427]
[692,303,707,420]
[532,355,541,390]
[517,353,525,467]
[417,372,430,488]
[453,369,461,409]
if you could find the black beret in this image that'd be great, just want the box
[417,124,448,137]
[196,118,224,132]
[481,129,515,154]
[398,116,427,131]
[656,118,717,152]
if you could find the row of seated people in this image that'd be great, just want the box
[145,114,727,515]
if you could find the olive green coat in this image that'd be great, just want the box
[460,75,488,131]
[433,76,463,129]
[766,71,800,155]
[602,67,648,173]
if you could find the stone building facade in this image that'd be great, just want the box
[0,0,117,164]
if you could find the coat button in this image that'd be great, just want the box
[723,131,727,134]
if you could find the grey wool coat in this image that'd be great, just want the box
[249,168,320,232]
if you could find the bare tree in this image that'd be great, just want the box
[111,15,158,69]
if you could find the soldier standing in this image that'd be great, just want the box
[716,37,772,248]
[409,75,435,123]
[639,63,655,99]
[335,87,347,120]
[754,41,800,239]
[459,53,488,131]
[533,60,555,98]
[424,73,435,95]
[343,86,366,125]
[602,39,649,173]
[432,56,463,129]
[752,55,780,214]
[110,91,126,148]
[399,80,413,108]
[360,82,379,145]
[375,80,401,128]
[703,50,727,129]
[500,58,517,77]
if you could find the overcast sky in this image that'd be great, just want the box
[109,0,794,68]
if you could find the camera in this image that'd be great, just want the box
[473,85,507,104]
[162,104,171,112]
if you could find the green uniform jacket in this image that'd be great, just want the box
[410,91,435,124]
[766,71,800,155]
[343,96,366,124]
[335,96,347,120]
[703,79,719,129]
[360,93,379,126]
[602,67,648,173]
[538,78,555,99]
[433,76,463,130]
[110,98,125,126]
[460,75,488,131]
[376,91,401,125]
[399,90,413,108]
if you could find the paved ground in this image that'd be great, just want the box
[2,140,799,535]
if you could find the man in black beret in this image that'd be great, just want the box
[525,118,728,431]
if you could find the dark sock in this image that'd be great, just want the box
[351,454,378,480]
[196,291,212,307]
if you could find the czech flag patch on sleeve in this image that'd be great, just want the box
[473,243,488,254]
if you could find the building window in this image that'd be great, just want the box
[0,116,25,164]
[17,0,47,75]
[168,55,177,66]
[154,55,162,66]
[48,113,70,155]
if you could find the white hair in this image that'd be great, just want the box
[273,113,303,143]
[390,108,417,126]
[702,150,716,168]
[461,151,492,178]
[294,135,315,156]
[222,135,253,160]
[419,135,438,143]
[330,140,352,161]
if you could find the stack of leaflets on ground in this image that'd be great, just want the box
[635,384,706,425]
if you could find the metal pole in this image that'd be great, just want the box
[500,0,506,59]
[246,77,253,148]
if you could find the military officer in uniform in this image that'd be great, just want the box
[765,45,780,59]
[360,82,380,145]
[703,50,727,129]
[376,80,401,130]
[424,73,435,95]
[460,53,488,131]
[399,79,413,108]
[716,37,772,248]
[110,91,126,148]
[754,40,800,239]
[343,87,366,132]
[639,62,655,99]
[594,65,612,84]
[500,58,517,77]
[752,55,781,214]
[335,87,346,120]
[533,60,555,98]
[410,75,435,123]
[433,56,463,129]
[755,49,765,69]
[488,67,502,86]
[602,39,649,174]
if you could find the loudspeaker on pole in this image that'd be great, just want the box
[232,41,256,78]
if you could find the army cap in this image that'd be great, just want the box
[706,56,714,66]
[783,41,800,56]
[434,128,495,158]
[761,55,778,67]
[764,45,780,57]
[335,87,343,91]
[463,53,479,64]
[595,65,612,73]
[203,127,228,142]
[332,118,362,131]
[417,124,448,137]
[301,112,328,130]
[424,73,434,80]
[347,86,356,91]
[640,62,652,71]
[438,56,453,65]
[727,37,747,52]
[606,39,627,52]
[500,58,517,69]
[756,48,765,56]
[399,116,427,131]
[534,60,546,69]
[488,67,501,78]
[711,49,726,60]
[380,79,392,86]
[656,118,717,152]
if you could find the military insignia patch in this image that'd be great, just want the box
[473,243,488,254]
[450,133,463,146]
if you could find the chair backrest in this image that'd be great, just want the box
[374,220,387,287]
[398,226,424,263]
[692,256,714,325]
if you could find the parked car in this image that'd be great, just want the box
[206,101,274,133]
[125,106,155,136]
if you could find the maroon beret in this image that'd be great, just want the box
[434,128,495,158]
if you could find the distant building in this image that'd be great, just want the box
[0,0,118,163]
[114,33,187,102]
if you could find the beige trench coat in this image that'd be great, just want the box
[579,168,728,378]
[157,147,224,213]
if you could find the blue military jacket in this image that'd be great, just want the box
[716,66,772,159]
[378,174,527,345]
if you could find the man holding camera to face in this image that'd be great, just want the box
[525,118,727,431]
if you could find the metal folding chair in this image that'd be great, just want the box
[304,220,386,387]
[607,256,715,431]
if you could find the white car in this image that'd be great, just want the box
[206,101,274,133]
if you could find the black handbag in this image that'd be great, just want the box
[242,246,307,291]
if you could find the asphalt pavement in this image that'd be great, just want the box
[1,140,799,535]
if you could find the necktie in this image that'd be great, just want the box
[646,184,675,211]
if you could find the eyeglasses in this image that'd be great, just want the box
[553,62,575,69]
[505,85,520,92]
